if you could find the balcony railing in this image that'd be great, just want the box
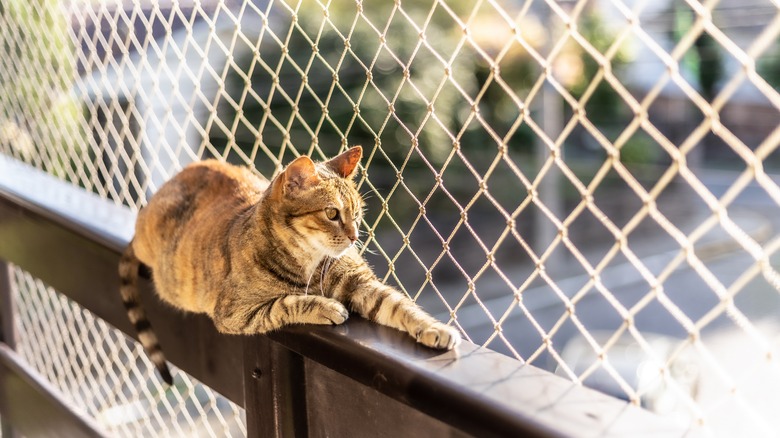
[0,153,680,437]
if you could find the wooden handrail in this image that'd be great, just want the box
[0,155,687,437]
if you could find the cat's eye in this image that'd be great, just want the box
[325,207,339,221]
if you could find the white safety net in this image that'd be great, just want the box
[9,265,247,437]
[2,0,780,435]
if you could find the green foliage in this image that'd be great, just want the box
[212,2,644,192]
[569,12,631,125]
[620,133,659,166]
[1,0,72,114]
[213,0,484,175]
[0,0,84,175]
[758,43,780,91]
[671,4,723,101]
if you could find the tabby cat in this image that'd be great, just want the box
[119,146,460,384]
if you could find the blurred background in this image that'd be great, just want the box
[1,0,780,435]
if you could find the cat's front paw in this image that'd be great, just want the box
[416,322,461,350]
[311,299,349,325]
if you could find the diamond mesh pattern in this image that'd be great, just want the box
[10,266,246,437]
[1,0,780,435]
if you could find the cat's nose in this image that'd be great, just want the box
[345,224,358,243]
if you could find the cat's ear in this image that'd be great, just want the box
[326,146,362,179]
[281,156,319,195]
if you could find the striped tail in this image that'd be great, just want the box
[119,241,173,385]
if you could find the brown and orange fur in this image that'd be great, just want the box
[119,146,460,383]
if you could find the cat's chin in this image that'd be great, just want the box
[307,244,348,261]
[328,249,348,259]
[326,245,353,259]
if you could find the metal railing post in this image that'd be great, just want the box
[0,260,18,438]
[0,261,15,350]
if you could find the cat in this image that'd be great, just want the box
[119,146,461,384]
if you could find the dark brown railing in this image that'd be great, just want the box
[0,155,684,437]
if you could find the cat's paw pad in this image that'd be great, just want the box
[315,300,349,325]
[416,322,461,350]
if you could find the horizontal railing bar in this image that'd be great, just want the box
[0,155,687,437]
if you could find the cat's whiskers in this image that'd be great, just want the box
[353,231,377,255]
[319,256,333,296]
[304,267,315,297]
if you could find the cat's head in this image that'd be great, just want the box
[269,146,364,259]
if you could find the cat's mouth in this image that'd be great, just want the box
[328,242,355,259]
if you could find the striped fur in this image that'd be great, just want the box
[118,243,173,385]
[122,146,460,383]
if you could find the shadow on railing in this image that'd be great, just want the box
[0,155,686,437]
